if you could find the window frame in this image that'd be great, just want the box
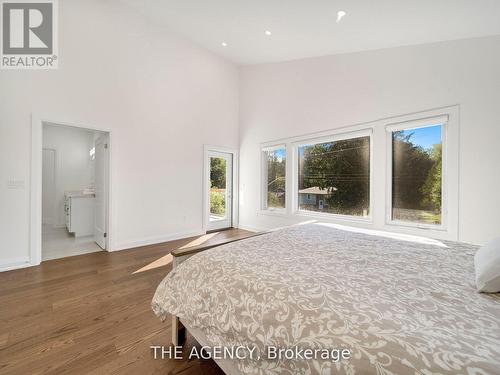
[292,128,373,223]
[258,106,459,241]
[261,144,287,213]
[385,115,448,231]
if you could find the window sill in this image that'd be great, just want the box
[294,210,373,224]
[258,209,287,217]
[385,220,447,232]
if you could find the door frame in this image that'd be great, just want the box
[93,134,110,249]
[202,145,239,233]
[41,148,57,226]
[206,150,233,232]
[30,114,113,267]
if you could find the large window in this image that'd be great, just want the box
[262,146,286,210]
[390,124,443,225]
[298,135,370,217]
[259,109,457,238]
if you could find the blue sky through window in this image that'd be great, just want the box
[291,125,441,158]
[273,148,286,161]
[400,124,442,150]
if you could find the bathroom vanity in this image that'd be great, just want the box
[64,191,95,237]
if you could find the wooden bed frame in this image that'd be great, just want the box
[169,230,268,347]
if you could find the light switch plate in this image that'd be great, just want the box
[7,179,25,189]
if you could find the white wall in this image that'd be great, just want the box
[2,1,498,272]
[0,0,239,270]
[239,36,500,245]
[42,124,95,227]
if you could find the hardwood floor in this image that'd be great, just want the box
[0,228,254,375]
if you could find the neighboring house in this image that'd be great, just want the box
[298,186,337,210]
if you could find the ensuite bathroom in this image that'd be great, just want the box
[41,122,109,260]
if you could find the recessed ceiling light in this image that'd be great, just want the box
[265,30,272,36]
[336,10,347,22]
[221,42,228,47]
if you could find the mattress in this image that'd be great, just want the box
[152,223,500,374]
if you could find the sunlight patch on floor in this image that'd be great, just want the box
[132,254,173,274]
[132,232,221,274]
[178,232,219,249]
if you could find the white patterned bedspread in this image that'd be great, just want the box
[152,223,500,375]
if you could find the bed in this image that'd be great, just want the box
[152,223,500,374]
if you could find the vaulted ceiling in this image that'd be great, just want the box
[121,0,500,64]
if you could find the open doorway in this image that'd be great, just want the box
[40,122,110,261]
[204,146,238,232]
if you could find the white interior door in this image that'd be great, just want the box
[94,135,109,249]
[206,151,233,231]
[42,149,56,225]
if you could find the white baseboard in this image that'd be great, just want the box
[0,256,32,272]
[112,230,205,251]
[2,227,262,273]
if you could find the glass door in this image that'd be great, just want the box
[207,151,233,231]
